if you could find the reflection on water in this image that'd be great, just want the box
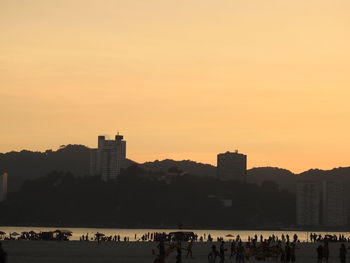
[0,226,348,242]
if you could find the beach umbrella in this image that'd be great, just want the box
[0,231,6,235]
[53,230,62,233]
[11,232,20,236]
[225,234,234,237]
[29,231,36,235]
[61,230,73,234]
[95,232,105,237]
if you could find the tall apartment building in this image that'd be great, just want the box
[322,181,347,226]
[296,180,348,227]
[217,150,247,181]
[0,172,8,202]
[90,134,126,181]
[296,181,321,226]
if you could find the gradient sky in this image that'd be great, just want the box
[1,0,349,173]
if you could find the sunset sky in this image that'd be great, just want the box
[1,0,349,173]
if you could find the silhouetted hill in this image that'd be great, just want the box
[1,145,349,194]
[247,167,296,192]
[248,167,294,177]
[0,145,90,192]
[247,166,350,193]
[139,159,216,177]
[299,167,350,178]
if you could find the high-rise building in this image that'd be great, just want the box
[322,181,347,226]
[0,172,8,202]
[296,181,321,226]
[90,134,126,181]
[217,150,247,181]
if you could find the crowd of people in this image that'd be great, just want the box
[2,230,350,263]
[152,233,350,263]
[0,230,71,241]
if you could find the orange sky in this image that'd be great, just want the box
[1,0,349,173]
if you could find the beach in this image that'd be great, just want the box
[1,240,347,263]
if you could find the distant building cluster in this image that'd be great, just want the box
[0,172,8,202]
[217,150,247,181]
[90,134,126,181]
[296,180,347,227]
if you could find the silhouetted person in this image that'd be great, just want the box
[157,240,165,261]
[176,242,182,263]
[291,243,296,263]
[340,243,347,263]
[324,242,329,263]
[208,245,218,263]
[237,242,245,263]
[0,242,6,263]
[230,240,236,259]
[186,240,193,258]
[219,241,227,263]
[285,243,291,262]
[317,245,324,263]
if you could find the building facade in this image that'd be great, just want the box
[296,181,321,226]
[322,181,347,226]
[90,134,126,181]
[217,151,247,181]
[296,180,348,227]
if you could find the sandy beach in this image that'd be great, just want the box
[1,240,347,263]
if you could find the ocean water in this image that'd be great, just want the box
[0,226,348,242]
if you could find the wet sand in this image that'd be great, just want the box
[1,240,347,263]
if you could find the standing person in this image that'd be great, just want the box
[317,245,324,263]
[0,242,6,263]
[236,242,246,263]
[208,245,218,263]
[219,241,227,263]
[157,240,166,261]
[285,243,291,263]
[340,243,347,263]
[293,234,298,243]
[230,240,236,259]
[176,241,182,263]
[290,243,296,263]
[324,242,330,263]
[186,240,193,258]
[280,243,286,263]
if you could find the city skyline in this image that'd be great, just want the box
[1,1,350,173]
[0,135,348,174]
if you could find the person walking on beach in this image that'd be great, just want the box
[317,245,324,263]
[208,245,219,263]
[340,243,347,263]
[0,242,6,263]
[186,240,193,258]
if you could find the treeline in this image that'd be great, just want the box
[0,165,295,229]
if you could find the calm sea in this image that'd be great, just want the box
[0,226,348,242]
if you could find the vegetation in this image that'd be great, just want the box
[0,166,295,229]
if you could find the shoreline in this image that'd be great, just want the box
[2,224,349,232]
